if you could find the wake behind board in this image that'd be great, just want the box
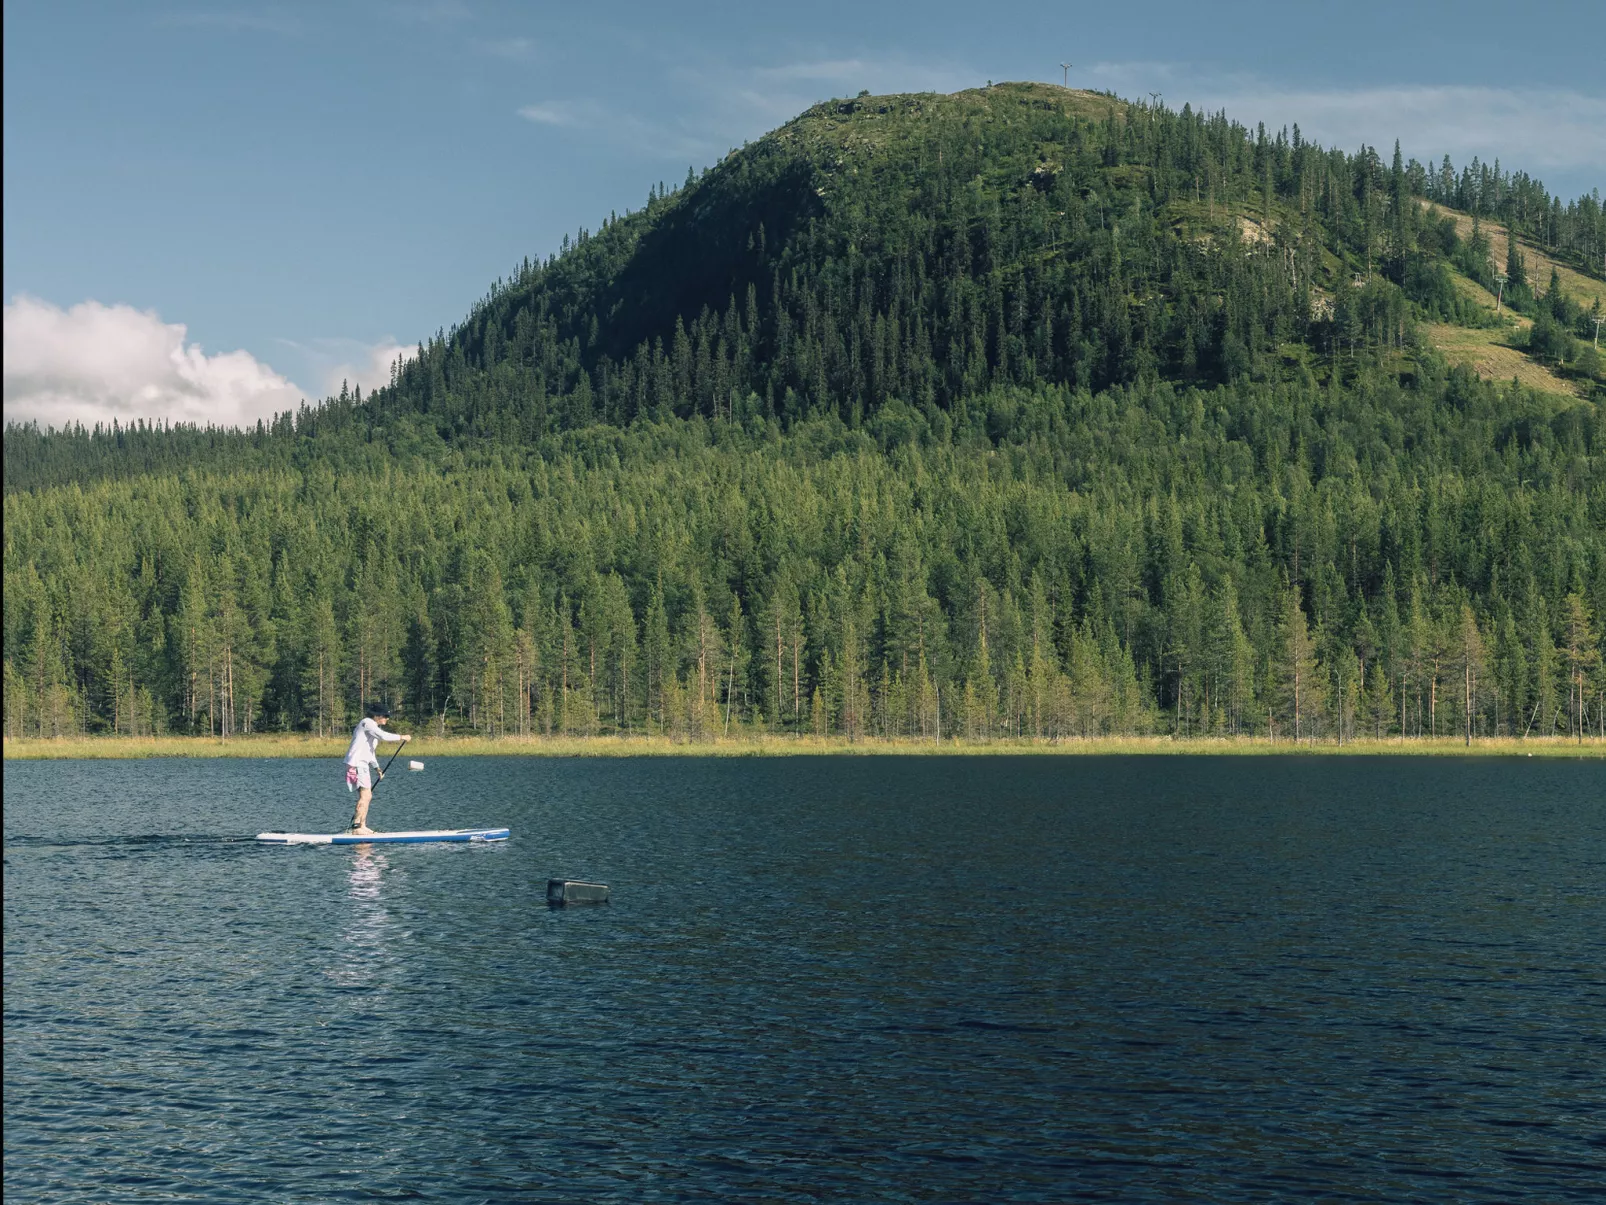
[256,827,510,846]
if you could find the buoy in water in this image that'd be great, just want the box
[408,760,425,770]
[548,879,610,906]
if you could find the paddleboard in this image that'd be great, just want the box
[256,827,510,846]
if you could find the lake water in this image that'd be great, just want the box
[4,755,1603,1202]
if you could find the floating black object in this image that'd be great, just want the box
[548,879,610,906]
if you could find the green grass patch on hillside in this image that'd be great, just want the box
[1423,201,1606,309]
[1422,322,1584,398]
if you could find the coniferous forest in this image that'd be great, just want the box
[5,83,1605,744]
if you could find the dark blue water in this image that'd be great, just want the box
[5,756,1604,1202]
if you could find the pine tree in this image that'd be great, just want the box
[1454,603,1486,745]
[302,596,341,739]
[1278,586,1322,742]
[1505,225,1527,291]
[722,593,748,736]
[966,585,998,740]
[1559,594,1600,744]
[1493,609,1526,737]
[1165,564,1205,736]
[1363,658,1394,739]
[643,586,672,734]
[1026,572,1059,739]
[1332,645,1360,746]
[1524,588,1558,737]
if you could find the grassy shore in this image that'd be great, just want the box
[4,733,1601,760]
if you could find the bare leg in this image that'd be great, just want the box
[351,786,375,834]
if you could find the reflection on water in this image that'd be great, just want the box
[347,845,389,902]
[327,846,396,987]
[4,755,1604,1203]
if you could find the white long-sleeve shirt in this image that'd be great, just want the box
[344,716,403,767]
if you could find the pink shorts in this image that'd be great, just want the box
[345,763,372,792]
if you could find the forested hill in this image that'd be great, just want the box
[5,83,1606,745]
[9,81,1605,486]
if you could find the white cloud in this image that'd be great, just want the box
[312,337,417,398]
[518,97,715,161]
[268,333,416,400]
[3,296,308,431]
[517,101,585,127]
[477,35,538,62]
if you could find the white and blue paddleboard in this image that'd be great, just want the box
[256,827,510,846]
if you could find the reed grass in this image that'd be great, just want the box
[4,733,1600,760]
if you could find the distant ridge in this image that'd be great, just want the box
[339,77,1598,440]
[8,80,1602,478]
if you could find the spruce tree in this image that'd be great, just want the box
[1278,586,1322,743]
[1560,594,1600,744]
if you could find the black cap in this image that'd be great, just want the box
[368,702,390,718]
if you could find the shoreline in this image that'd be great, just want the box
[4,734,1601,760]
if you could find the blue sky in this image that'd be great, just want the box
[4,0,1603,428]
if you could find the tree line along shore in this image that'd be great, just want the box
[5,408,1604,751]
[4,733,1600,760]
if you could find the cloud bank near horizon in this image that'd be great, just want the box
[271,334,417,403]
[323,338,416,399]
[3,297,420,433]
[3,296,309,431]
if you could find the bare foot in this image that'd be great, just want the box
[351,826,375,836]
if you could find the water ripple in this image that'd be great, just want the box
[5,755,1605,1201]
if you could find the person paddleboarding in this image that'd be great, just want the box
[344,704,411,835]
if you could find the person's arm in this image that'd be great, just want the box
[360,718,384,764]
[374,724,409,743]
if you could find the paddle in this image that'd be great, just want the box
[371,741,408,795]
